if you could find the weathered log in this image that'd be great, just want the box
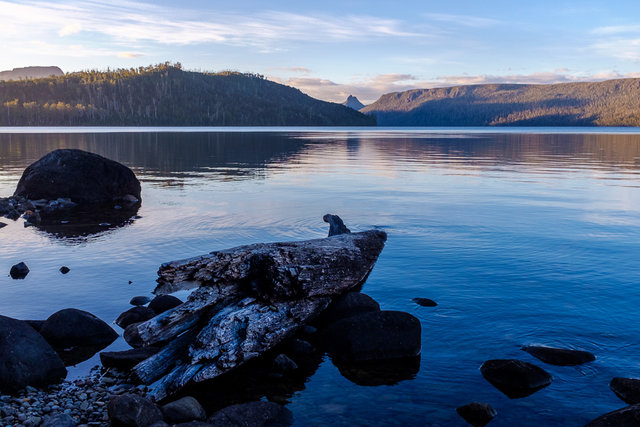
[125,217,387,401]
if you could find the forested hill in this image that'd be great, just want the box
[361,79,640,126]
[0,64,375,126]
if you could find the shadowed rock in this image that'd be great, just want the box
[39,308,118,349]
[148,295,183,315]
[116,306,157,329]
[480,359,551,399]
[456,402,497,427]
[41,413,76,427]
[10,262,29,279]
[521,345,595,366]
[323,214,351,236]
[413,297,437,307]
[131,296,152,306]
[585,403,640,426]
[320,291,380,324]
[101,347,161,370]
[334,355,420,386]
[107,394,163,427]
[162,396,206,423]
[207,401,293,427]
[610,378,640,405]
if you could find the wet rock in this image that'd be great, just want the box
[107,394,163,427]
[273,354,298,372]
[130,296,151,306]
[13,149,141,205]
[289,339,316,355]
[321,291,380,324]
[60,266,70,274]
[42,413,77,427]
[521,345,595,366]
[326,310,421,362]
[116,306,156,329]
[207,401,293,427]
[334,355,420,386]
[456,402,497,427]
[480,359,552,399]
[413,297,437,307]
[0,315,66,392]
[100,347,160,370]
[39,308,119,349]
[148,295,183,315]
[610,377,640,405]
[148,422,170,427]
[323,213,351,237]
[585,403,640,426]
[162,396,206,423]
[25,319,45,332]
[10,262,30,279]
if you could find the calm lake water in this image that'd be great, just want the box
[1,128,640,426]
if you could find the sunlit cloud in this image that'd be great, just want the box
[58,23,82,37]
[591,39,640,61]
[118,52,144,58]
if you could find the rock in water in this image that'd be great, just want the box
[413,297,437,307]
[326,310,421,362]
[521,345,595,366]
[100,347,161,370]
[207,401,293,427]
[480,359,552,399]
[161,396,206,423]
[59,266,70,274]
[10,262,29,279]
[323,213,351,236]
[107,394,163,427]
[585,403,640,426]
[13,149,141,204]
[130,296,152,306]
[0,315,66,392]
[456,402,497,427]
[39,308,118,349]
[116,306,157,328]
[610,377,640,405]
[320,291,380,324]
[148,295,183,314]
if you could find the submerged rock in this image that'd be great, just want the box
[521,345,595,366]
[14,149,141,205]
[480,359,552,399]
[585,403,640,426]
[207,401,293,427]
[610,377,640,405]
[0,315,66,392]
[130,296,152,306]
[334,355,420,386]
[321,291,380,324]
[148,294,183,315]
[456,402,497,427]
[107,394,163,427]
[413,297,437,307]
[116,306,157,329]
[39,308,118,349]
[162,396,206,423]
[273,354,298,372]
[9,261,30,279]
[326,310,421,362]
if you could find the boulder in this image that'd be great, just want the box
[10,262,29,279]
[289,339,316,356]
[41,413,76,427]
[24,319,44,331]
[334,356,420,386]
[130,296,152,306]
[480,359,552,399]
[273,354,298,372]
[207,401,293,427]
[107,394,164,427]
[413,297,437,307]
[456,402,497,427]
[39,308,118,349]
[100,347,160,370]
[323,214,351,236]
[325,310,421,362]
[116,306,157,329]
[321,292,380,324]
[585,403,640,426]
[610,378,640,405]
[162,396,206,423]
[59,266,70,274]
[148,295,183,315]
[521,345,595,366]
[13,149,141,205]
[0,315,66,392]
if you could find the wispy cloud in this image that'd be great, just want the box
[591,39,640,61]
[424,13,499,28]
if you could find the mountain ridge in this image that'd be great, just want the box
[0,66,64,81]
[361,79,640,126]
[342,95,365,110]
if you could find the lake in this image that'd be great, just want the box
[1,127,640,426]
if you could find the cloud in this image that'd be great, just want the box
[592,38,640,61]
[118,52,144,58]
[424,13,499,28]
[58,23,82,36]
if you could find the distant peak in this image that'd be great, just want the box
[342,95,365,110]
[0,66,63,81]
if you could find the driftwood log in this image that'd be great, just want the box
[124,217,387,401]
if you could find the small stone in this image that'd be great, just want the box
[302,325,317,335]
[79,401,89,411]
[413,297,437,307]
[456,402,497,427]
[289,339,316,355]
[129,296,151,306]
[59,266,70,274]
[273,354,298,372]
[161,396,206,423]
[10,262,30,279]
[148,295,183,315]
[522,345,595,366]
[480,359,552,399]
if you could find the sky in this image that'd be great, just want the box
[2,0,640,103]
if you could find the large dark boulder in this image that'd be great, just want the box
[162,396,206,423]
[116,306,156,329]
[13,149,141,205]
[585,403,640,426]
[456,402,497,427]
[41,413,76,427]
[320,291,380,324]
[107,394,164,427]
[39,308,118,349]
[9,262,29,279]
[148,295,183,315]
[521,345,595,366]
[325,310,421,362]
[480,359,552,399]
[0,315,66,392]
[207,401,293,427]
[610,378,640,405]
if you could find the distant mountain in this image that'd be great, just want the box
[361,79,640,126]
[0,63,375,126]
[342,95,365,110]
[0,66,63,81]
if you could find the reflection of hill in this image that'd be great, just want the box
[0,132,314,183]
